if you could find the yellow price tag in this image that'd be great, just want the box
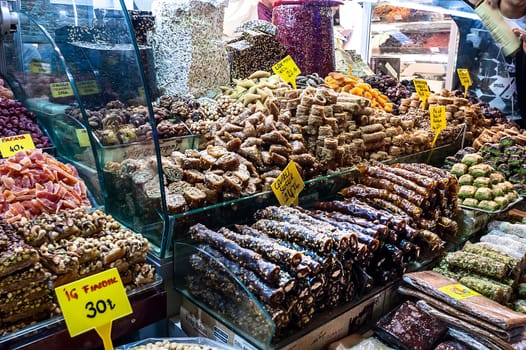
[30,60,51,74]
[55,268,132,348]
[50,82,74,98]
[77,80,101,96]
[438,283,480,300]
[271,161,305,206]
[429,105,447,148]
[0,134,36,158]
[413,79,430,110]
[272,55,301,89]
[76,129,91,147]
[456,68,472,98]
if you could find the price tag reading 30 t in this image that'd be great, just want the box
[272,55,301,89]
[55,268,132,338]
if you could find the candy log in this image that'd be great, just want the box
[325,212,389,237]
[264,304,291,330]
[190,224,281,284]
[463,241,520,273]
[218,227,303,267]
[373,162,437,190]
[459,276,513,304]
[358,175,428,208]
[255,206,351,254]
[315,199,395,228]
[252,219,334,255]
[341,185,422,219]
[398,239,420,260]
[275,239,328,273]
[310,210,382,239]
[418,230,445,251]
[194,248,286,307]
[445,251,509,280]
[359,164,430,196]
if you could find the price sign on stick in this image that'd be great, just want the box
[0,134,35,158]
[413,79,431,110]
[429,105,447,148]
[457,68,472,98]
[272,55,301,89]
[55,268,132,350]
[271,161,304,206]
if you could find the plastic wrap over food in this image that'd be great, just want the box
[488,221,526,239]
[152,0,230,97]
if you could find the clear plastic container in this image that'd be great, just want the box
[273,0,342,77]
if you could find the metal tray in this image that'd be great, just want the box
[459,196,523,214]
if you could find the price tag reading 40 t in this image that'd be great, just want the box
[0,134,35,158]
[55,268,132,349]
[457,68,472,98]
[272,55,301,89]
[271,161,304,206]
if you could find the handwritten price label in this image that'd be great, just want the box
[76,129,91,147]
[77,80,101,96]
[457,68,472,98]
[0,134,35,158]
[30,60,51,74]
[50,82,74,98]
[55,268,132,348]
[430,105,447,148]
[413,79,430,110]
[271,161,304,206]
[272,55,301,89]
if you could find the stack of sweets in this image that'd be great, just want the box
[12,208,154,289]
[0,225,54,334]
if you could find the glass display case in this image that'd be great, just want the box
[0,0,180,257]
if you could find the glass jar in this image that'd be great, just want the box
[273,0,341,77]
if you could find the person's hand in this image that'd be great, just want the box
[512,27,526,53]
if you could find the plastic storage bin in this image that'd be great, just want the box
[273,0,341,77]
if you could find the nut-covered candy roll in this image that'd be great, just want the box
[218,227,302,267]
[235,225,323,275]
[198,246,285,307]
[190,224,281,284]
[252,219,333,256]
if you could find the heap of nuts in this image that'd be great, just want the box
[67,100,189,145]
